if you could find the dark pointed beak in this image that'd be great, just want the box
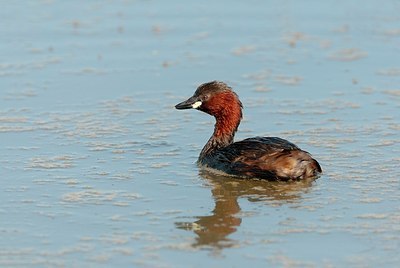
[175,96,198,110]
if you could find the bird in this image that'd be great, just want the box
[175,81,321,180]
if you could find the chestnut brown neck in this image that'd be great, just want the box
[199,92,242,161]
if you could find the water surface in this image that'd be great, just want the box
[1,1,399,267]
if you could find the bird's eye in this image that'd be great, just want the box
[203,94,210,101]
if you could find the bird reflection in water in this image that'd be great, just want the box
[175,169,315,251]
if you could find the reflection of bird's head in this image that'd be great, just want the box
[175,170,315,250]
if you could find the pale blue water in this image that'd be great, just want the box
[1,1,399,267]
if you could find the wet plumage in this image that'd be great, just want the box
[175,81,322,181]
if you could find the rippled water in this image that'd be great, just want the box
[1,1,399,267]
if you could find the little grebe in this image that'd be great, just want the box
[175,81,322,180]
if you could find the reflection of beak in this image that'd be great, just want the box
[175,96,202,110]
